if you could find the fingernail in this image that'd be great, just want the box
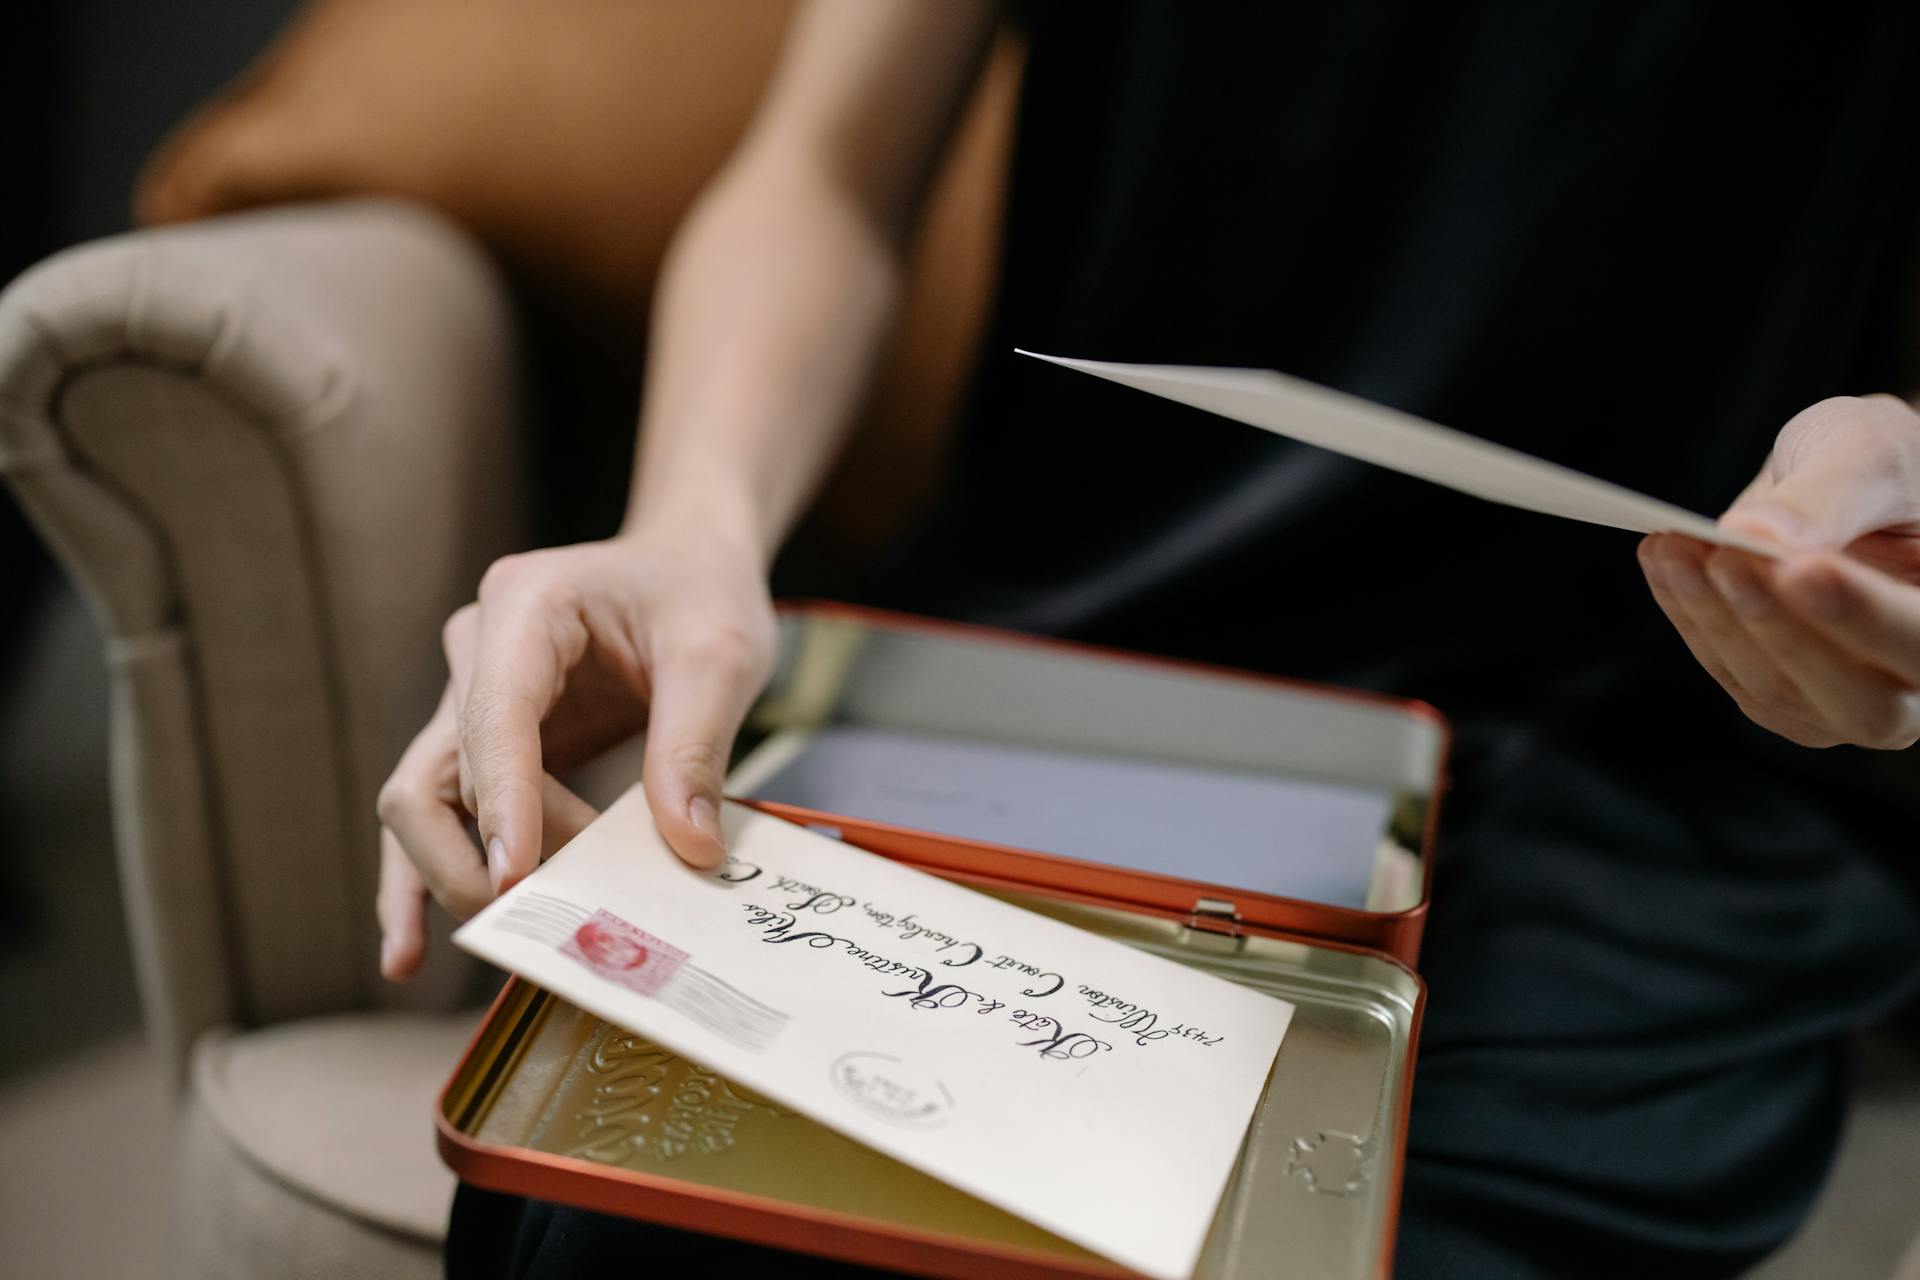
[487,836,507,890]
[689,795,724,847]
[379,934,396,973]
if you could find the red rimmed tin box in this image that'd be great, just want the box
[439,602,1449,1279]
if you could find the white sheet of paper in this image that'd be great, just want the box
[1017,350,1778,557]
[455,792,1295,1280]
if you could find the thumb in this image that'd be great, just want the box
[1722,395,1920,550]
[640,634,764,869]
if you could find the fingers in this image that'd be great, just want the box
[641,627,770,869]
[376,697,489,984]
[1639,535,1833,744]
[1642,532,1920,750]
[376,700,608,980]
[1640,535,1754,699]
[441,604,482,818]
[461,558,590,895]
[438,538,772,880]
[1775,552,1920,691]
[1721,396,1920,550]
[1655,395,1920,751]
[377,772,603,983]
[378,701,493,920]
[1703,551,1920,749]
[376,831,429,982]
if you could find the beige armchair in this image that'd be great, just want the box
[0,200,516,1278]
[3,198,1918,1280]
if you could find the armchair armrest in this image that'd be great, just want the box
[0,199,524,1079]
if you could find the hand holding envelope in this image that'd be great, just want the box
[1021,352,1920,753]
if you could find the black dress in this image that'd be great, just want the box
[449,4,1920,1275]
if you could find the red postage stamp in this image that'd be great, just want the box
[561,909,690,997]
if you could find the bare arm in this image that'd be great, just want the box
[376,0,1000,978]
[630,0,1002,558]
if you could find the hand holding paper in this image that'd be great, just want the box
[1021,351,1920,752]
[375,528,779,982]
[1643,394,1920,752]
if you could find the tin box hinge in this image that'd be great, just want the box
[1186,897,1242,936]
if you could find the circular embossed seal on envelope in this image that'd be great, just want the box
[562,908,690,997]
[830,1051,955,1130]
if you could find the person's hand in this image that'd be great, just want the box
[375,708,600,981]
[1640,394,1920,750]
[375,525,776,980]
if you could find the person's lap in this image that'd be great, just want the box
[445,718,1920,1280]
[1394,715,1918,1278]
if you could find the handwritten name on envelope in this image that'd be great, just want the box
[456,792,1295,1280]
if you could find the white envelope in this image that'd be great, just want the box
[455,792,1296,1280]
[1017,350,1778,557]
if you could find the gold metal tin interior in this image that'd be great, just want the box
[446,888,1419,1279]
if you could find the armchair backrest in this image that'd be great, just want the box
[0,201,520,1081]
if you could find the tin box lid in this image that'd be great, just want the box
[733,604,1450,964]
